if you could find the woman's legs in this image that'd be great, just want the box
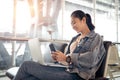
[13,61,83,80]
[21,75,40,80]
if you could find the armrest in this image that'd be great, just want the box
[108,63,119,66]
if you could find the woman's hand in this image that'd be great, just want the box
[51,51,66,62]
[51,51,57,60]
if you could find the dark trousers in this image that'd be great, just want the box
[13,61,84,80]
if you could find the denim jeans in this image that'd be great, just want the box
[13,61,84,80]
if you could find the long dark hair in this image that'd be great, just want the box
[71,10,95,31]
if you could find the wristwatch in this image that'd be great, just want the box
[66,56,71,63]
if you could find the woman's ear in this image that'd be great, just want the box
[82,17,86,23]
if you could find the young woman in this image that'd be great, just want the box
[13,10,105,80]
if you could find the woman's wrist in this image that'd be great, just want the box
[66,55,72,63]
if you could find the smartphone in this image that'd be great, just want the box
[49,43,56,52]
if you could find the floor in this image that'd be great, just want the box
[0,71,120,80]
[0,70,10,80]
[1,76,120,80]
[0,77,10,80]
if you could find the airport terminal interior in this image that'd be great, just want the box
[0,0,120,80]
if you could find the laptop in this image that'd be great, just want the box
[28,38,68,67]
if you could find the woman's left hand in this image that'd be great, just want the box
[52,51,66,62]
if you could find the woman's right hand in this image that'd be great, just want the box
[51,52,57,60]
[51,51,66,62]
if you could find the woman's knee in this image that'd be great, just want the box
[21,61,34,67]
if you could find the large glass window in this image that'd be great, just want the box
[0,0,119,41]
[118,0,120,42]
[96,0,117,41]
[0,0,13,33]
[16,1,31,34]
[0,0,31,36]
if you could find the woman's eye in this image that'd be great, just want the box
[72,22,76,25]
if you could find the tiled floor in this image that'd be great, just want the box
[0,76,10,80]
[1,76,120,80]
[0,71,120,80]
[0,70,10,80]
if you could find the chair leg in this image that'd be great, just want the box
[108,67,115,80]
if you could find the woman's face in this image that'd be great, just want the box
[71,16,85,33]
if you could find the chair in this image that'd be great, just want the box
[95,41,120,80]
[93,41,112,80]
[106,43,120,80]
